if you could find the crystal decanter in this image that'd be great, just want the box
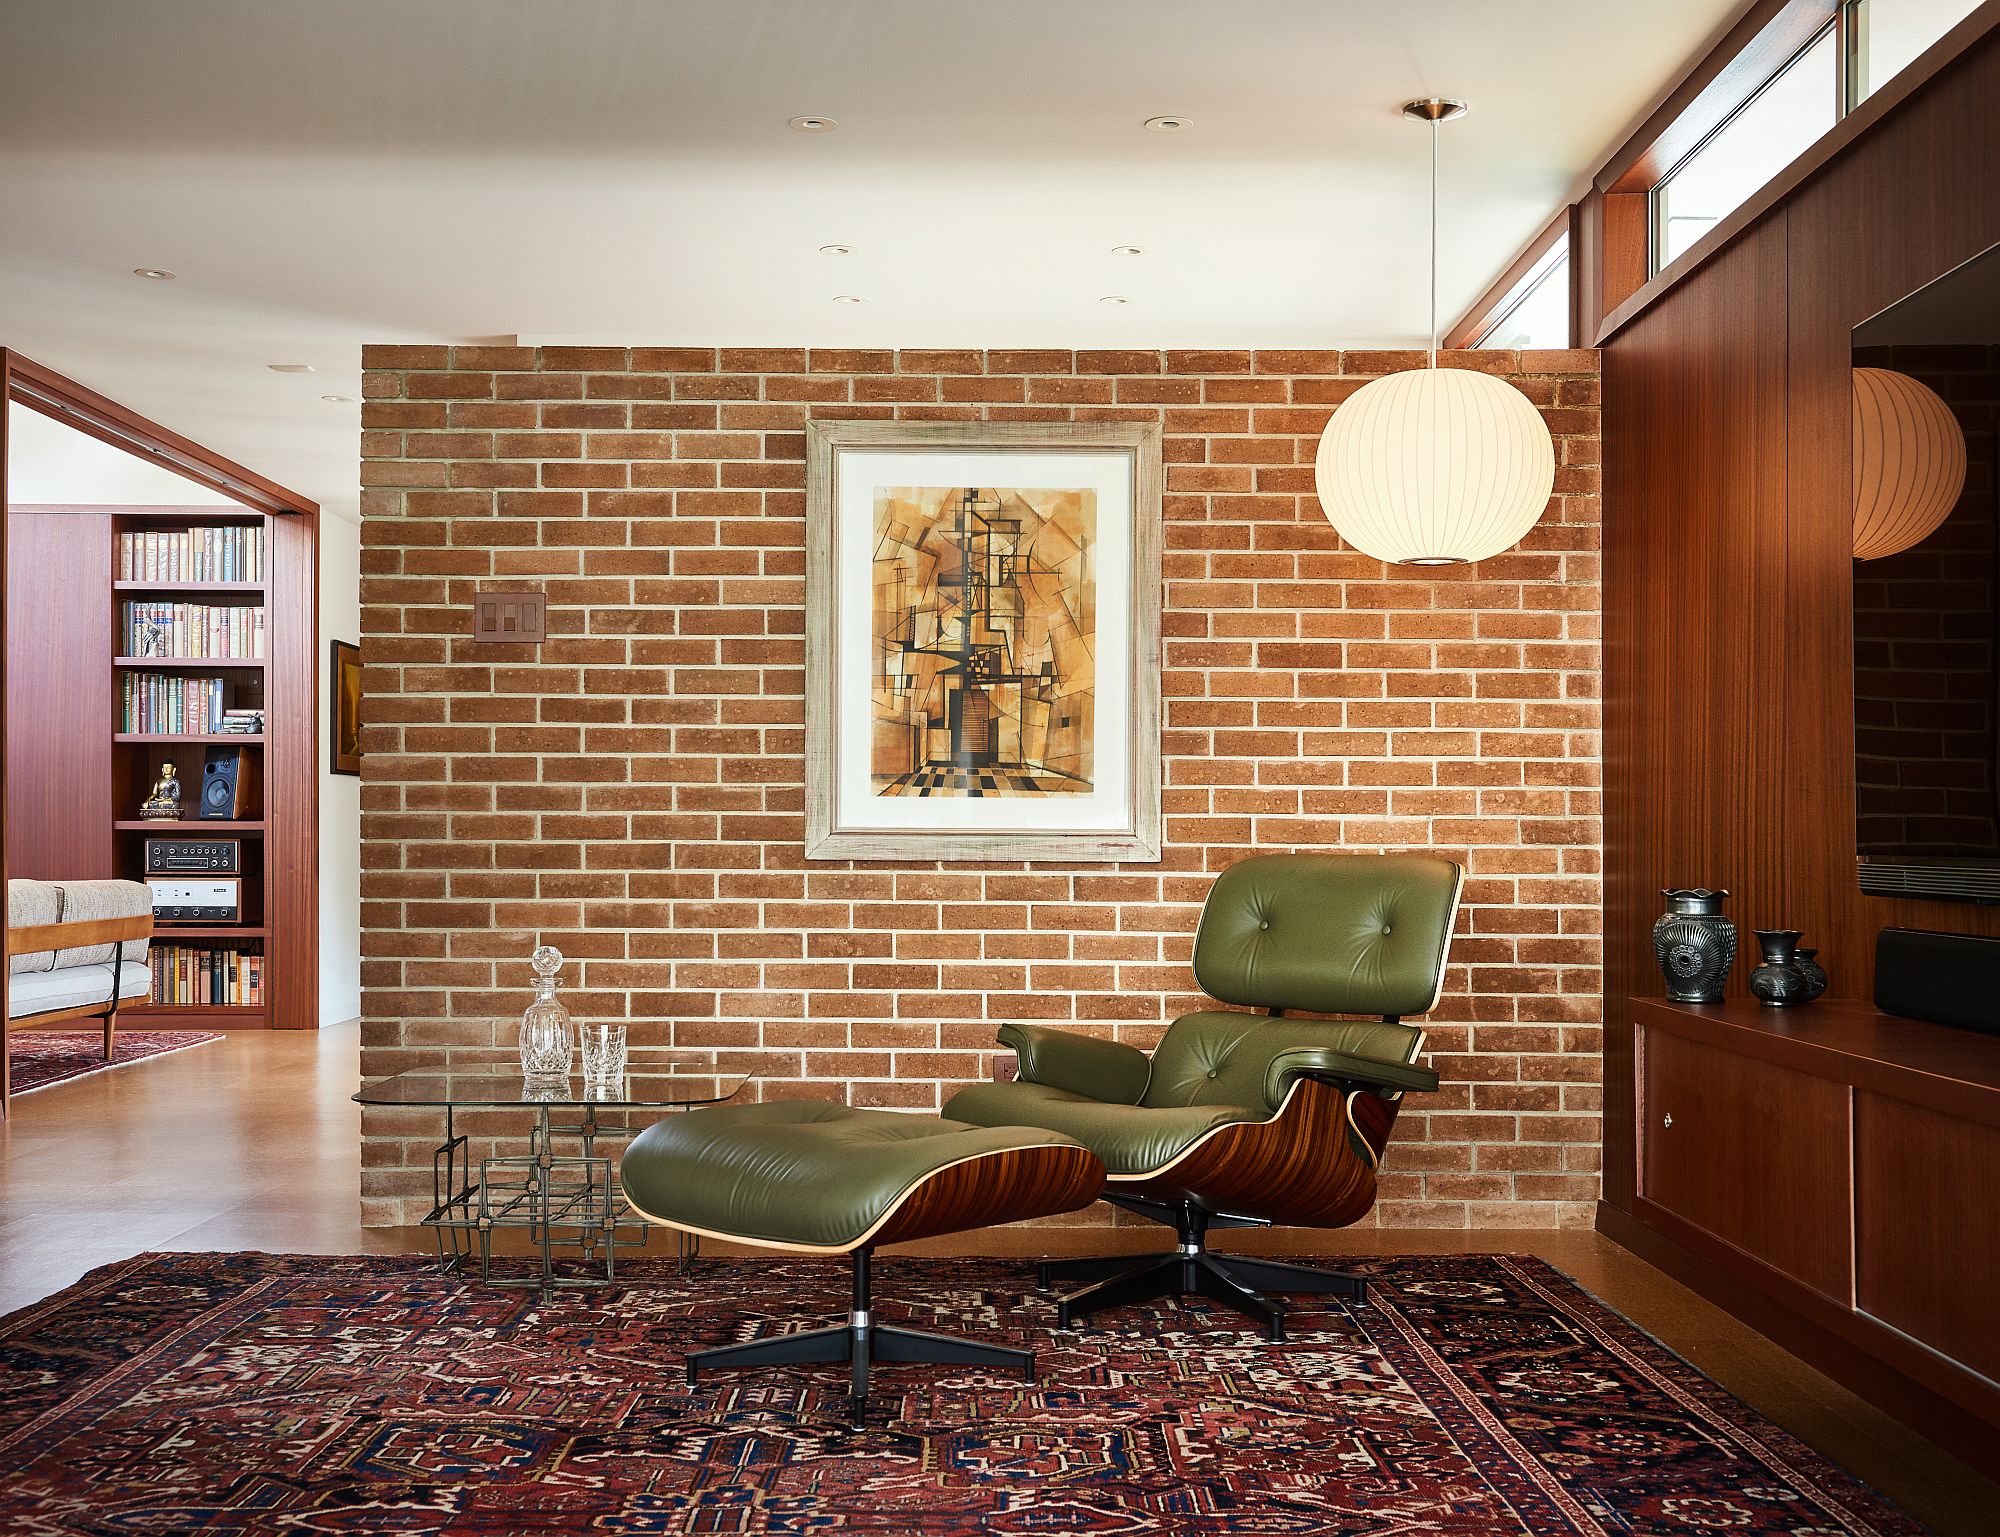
[517,944,575,1079]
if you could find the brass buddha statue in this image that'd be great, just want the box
[139,762,183,821]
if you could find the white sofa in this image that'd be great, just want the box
[5,878,154,1109]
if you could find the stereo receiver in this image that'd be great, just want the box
[144,838,241,875]
[148,878,242,923]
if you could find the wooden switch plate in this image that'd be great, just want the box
[472,590,546,645]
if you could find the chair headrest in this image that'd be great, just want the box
[1191,853,1463,1018]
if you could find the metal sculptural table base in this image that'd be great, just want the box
[424,1100,696,1300]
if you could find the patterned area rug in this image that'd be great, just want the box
[5,1028,221,1096]
[0,1252,1922,1535]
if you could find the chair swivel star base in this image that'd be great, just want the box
[687,1248,1033,1421]
[1037,1197,1365,1342]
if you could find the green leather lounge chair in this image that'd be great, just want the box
[945,852,1461,1340]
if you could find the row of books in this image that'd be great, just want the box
[121,674,231,735]
[122,601,266,659]
[118,527,265,584]
[148,946,264,1007]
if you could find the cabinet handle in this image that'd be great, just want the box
[1662,1112,1673,1129]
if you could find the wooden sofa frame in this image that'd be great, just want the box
[3,912,154,1109]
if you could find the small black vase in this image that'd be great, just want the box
[1653,889,1737,1003]
[1749,929,1812,1006]
[1794,945,1829,1002]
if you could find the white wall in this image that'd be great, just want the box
[318,512,362,1026]
[8,402,237,504]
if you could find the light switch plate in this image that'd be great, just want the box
[472,590,546,645]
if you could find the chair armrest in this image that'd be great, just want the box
[997,1023,1149,1105]
[1264,1047,1440,1111]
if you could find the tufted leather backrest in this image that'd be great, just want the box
[1191,853,1462,1018]
[1141,1011,1420,1111]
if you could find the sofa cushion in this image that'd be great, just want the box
[50,881,153,968]
[945,1079,1256,1177]
[7,961,150,1021]
[7,880,61,974]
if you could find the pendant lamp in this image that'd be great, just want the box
[1851,366,1966,561]
[1314,99,1556,565]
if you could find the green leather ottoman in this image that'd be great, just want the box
[620,1101,1104,1418]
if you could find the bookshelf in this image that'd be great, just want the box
[109,509,279,1023]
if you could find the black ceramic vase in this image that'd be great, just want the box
[1794,945,1829,1002]
[1653,889,1738,1003]
[1749,929,1813,1006]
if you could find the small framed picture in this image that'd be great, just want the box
[329,640,361,777]
[804,420,1163,862]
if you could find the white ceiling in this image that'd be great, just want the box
[0,0,1747,523]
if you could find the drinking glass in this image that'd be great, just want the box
[580,1022,629,1084]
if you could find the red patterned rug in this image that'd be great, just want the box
[5,1028,221,1096]
[0,1252,1921,1535]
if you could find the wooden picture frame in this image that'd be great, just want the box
[329,639,360,777]
[805,419,1162,863]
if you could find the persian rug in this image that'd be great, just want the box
[5,1028,221,1096]
[0,1252,1923,1536]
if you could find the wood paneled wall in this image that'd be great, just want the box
[4,510,113,880]
[1602,33,2000,1209]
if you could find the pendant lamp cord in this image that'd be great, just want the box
[1428,109,1439,369]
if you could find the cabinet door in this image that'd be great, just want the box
[1641,1025,1853,1302]
[1855,1093,2000,1382]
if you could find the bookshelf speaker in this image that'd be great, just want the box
[199,747,260,820]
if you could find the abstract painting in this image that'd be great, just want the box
[807,422,1160,861]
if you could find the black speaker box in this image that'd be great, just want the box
[1874,928,2000,1036]
[198,746,261,821]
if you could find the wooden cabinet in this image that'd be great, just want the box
[1640,1027,1851,1301]
[1610,999,2000,1466]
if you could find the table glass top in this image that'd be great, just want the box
[354,1054,746,1108]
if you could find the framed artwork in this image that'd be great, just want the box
[329,639,361,777]
[805,420,1162,862]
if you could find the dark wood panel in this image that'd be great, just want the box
[1855,1093,2000,1382]
[1779,41,2000,994]
[265,510,318,1030]
[1636,998,2000,1124]
[1599,1200,2000,1469]
[1640,1025,1852,1301]
[4,509,114,879]
[874,1143,1103,1248]
[1602,222,1793,1206]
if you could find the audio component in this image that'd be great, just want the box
[144,837,241,875]
[149,878,242,923]
[198,745,260,820]
[1876,928,2000,1037]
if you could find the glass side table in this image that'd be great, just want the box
[353,1056,747,1301]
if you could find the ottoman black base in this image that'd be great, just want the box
[687,1248,1032,1421]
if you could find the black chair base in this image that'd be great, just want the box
[685,1249,1033,1420]
[1037,1200,1367,1342]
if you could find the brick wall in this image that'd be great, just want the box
[357,345,1603,1230]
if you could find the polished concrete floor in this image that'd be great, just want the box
[1,1021,1993,1535]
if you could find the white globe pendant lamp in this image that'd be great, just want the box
[1851,366,1966,560]
[1315,99,1557,565]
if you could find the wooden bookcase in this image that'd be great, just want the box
[112,507,269,1022]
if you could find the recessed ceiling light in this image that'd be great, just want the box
[789,115,838,132]
[819,243,853,255]
[1142,115,1190,133]
[1111,245,1145,257]
[268,363,316,374]
[1100,295,1130,305]
[133,267,176,280]
[321,394,355,403]
[832,295,864,304]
